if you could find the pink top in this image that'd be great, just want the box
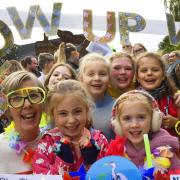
[33,128,108,174]
[107,129,180,170]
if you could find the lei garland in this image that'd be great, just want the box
[4,113,49,164]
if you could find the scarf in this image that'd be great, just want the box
[138,82,168,100]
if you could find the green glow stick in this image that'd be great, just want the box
[143,134,153,168]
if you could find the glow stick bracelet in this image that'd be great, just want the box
[143,134,153,168]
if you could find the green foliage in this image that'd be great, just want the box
[1,44,20,60]
[169,0,180,21]
[158,35,180,54]
[164,0,180,21]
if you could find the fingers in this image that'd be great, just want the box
[162,116,177,129]
[162,117,172,128]
[174,92,180,108]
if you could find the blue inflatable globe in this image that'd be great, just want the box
[86,156,141,180]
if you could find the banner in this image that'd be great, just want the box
[0,0,179,51]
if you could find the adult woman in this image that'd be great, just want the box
[132,43,147,58]
[0,71,46,174]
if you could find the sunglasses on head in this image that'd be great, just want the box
[6,87,46,108]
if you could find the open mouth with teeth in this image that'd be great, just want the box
[21,113,36,121]
[117,77,128,83]
[91,84,103,89]
[145,79,156,83]
[66,124,79,131]
[129,131,142,137]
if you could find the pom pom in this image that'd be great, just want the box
[106,136,126,156]
[23,148,35,163]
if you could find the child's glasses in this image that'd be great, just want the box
[6,87,46,108]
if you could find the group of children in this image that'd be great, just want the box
[0,50,179,177]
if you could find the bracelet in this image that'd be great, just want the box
[175,120,180,135]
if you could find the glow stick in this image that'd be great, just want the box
[143,134,153,168]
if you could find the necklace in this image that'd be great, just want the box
[60,128,91,148]
[4,112,49,164]
[5,121,36,164]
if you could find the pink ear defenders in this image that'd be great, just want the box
[111,90,162,136]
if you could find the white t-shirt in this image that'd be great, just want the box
[0,132,42,174]
[38,72,46,85]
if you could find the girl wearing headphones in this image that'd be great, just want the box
[107,90,180,172]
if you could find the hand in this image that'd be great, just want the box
[81,139,100,165]
[173,91,180,108]
[55,143,74,164]
[162,114,177,129]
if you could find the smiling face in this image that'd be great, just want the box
[52,93,88,141]
[48,66,72,88]
[9,80,42,138]
[110,57,134,90]
[81,61,109,100]
[118,100,152,149]
[137,57,165,91]
[133,44,146,57]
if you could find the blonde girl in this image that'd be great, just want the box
[33,80,108,174]
[78,53,115,141]
[108,90,180,172]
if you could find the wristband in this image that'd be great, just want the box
[175,120,180,135]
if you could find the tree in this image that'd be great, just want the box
[0,44,20,60]
[164,0,180,21]
[158,35,180,54]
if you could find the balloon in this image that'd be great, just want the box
[86,156,141,180]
